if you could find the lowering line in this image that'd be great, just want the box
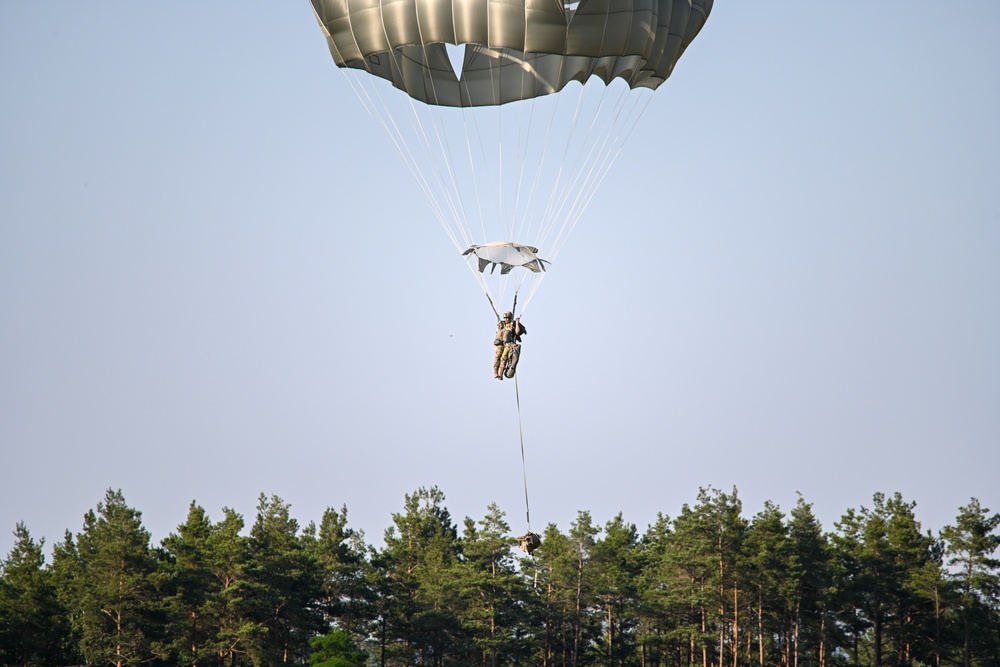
[514,373,531,531]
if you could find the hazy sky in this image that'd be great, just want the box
[2,2,998,559]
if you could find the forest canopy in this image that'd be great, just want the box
[1,487,998,667]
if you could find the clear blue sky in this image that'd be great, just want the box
[2,2,998,558]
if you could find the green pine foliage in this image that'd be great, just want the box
[2,486,998,667]
[50,489,162,666]
[308,629,368,667]
[0,523,65,666]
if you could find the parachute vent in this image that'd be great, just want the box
[445,43,466,79]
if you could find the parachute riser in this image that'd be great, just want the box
[490,292,519,323]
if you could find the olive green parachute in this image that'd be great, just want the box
[310,0,712,107]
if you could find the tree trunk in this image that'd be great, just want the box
[607,606,614,666]
[732,587,739,667]
[380,616,387,667]
[701,595,708,667]
[544,576,553,667]
[793,600,800,667]
[874,604,883,667]
[718,553,725,667]
[574,555,583,667]
[818,614,825,667]
[933,587,940,667]
[757,595,763,667]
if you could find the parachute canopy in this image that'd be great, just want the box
[463,242,549,274]
[310,0,713,106]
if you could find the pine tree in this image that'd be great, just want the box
[0,523,67,666]
[832,498,889,667]
[591,513,641,667]
[377,486,462,666]
[941,498,1000,667]
[52,489,161,666]
[456,503,532,667]
[831,492,940,667]
[881,493,939,666]
[635,513,682,667]
[524,514,601,667]
[49,531,84,664]
[667,496,717,667]
[684,488,747,667]
[907,538,952,667]
[786,496,831,667]
[243,493,324,665]
[529,523,574,667]
[744,502,790,667]
[205,506,251,665]
[159,501,225,666]
[306,505,373,641]
[308,628,369,667]
[566,512,601,667]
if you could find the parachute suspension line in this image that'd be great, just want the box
[464,96,498,249]
[435,106,480,248]
[341,54,647,322]
[365,16,472,255]
[517,92,553,247]
[501,86,550,315]
[409,38,478,250]
[468,256,500,307]
[551,0,625,241]
[536,80,597,248]
[341,48,504,314]
[497,93,508,244]
[546,0,620,241]
[540,83,623,263]
[452,82,507,315]
[365,29,469,243]
[341,43,468,253]
[521,94,550,253]
[507,83,574,318]
[342,73,456,244]
[545,84,629,250]
[559,89,655,245]
[541,82,623,251]
[461,104,489,248]
[393,97,466,250]
[475,31,504,239]
[467,108,509,310]
[514,372,532,532]
[538,84,654,267]
[510,56,536,246]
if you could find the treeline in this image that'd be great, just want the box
[1,487,998,667]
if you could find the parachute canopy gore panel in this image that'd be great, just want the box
[311,0,713,106]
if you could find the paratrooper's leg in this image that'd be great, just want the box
[497,344,512,380]
[493,344,504,379]
[504,343,520,378]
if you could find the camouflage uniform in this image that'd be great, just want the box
[493,312,526,380]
